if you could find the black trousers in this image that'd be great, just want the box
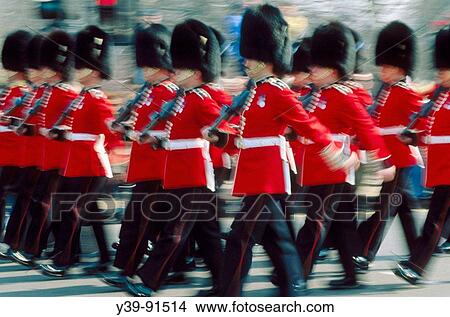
[326,184,362,279]
[0,166,21,239]
[21,169,60,256]
[222,194,302,297]
[51,176,109,267]
[295,183,341,277]
[408,185,450,274]
[113,180,165,277]
[358,168,418,261]
[3,167,41,250]
[137,187,223,291]
[296,183,362,279]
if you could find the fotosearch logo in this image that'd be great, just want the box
[49,192,402,223]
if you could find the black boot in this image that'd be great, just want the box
[10,250,35,267]
[329,276,360,289]
[196,285,222,296]
[392,262,422,285]
[165,271,189,285]
[83,262,109,275]
[40,263,69,277]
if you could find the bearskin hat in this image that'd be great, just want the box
[434,25,450,69]
[75,25,111,79]
[134,23,172,71]
[239,4,291,75]
[310,21,356,78]
[292,37,312,73]
[375,21,416,75]
[1,30,32,72]
[170,19,221,82]
[26,35,45,70]
[41,30,75,80]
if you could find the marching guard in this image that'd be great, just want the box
[103,23,179,288]
[294,21,392,288]
[357,21,422,262]
[40,25,121,276]
[127,19,228,297]
[219,5,357,296]
[393,25,450,284]
[13,30,79,265]
[0,30,32,256]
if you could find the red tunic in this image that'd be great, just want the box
[39,83,78,171]
[126,81,178,183]
[297,83,390,187]
[163,88,223,191]
[19,85,45,167]
[0,81,30,166]
[371,81,422,168]
[344,81,373,108]
[201,83,233,169]
[290,85,313,167]
[232,77,332,196]
[417,87,450,187]
[63,88,121,178]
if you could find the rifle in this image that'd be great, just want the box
[2,86,38,126]
[48,89,87,141]
[406,85,448,130]
[16,84,52,136]
[139,88,186,143]
[209,80,256,133]
[111,82,152,130]
[400,85,449,145]
[367,83,388,116]
[206,80,256,147]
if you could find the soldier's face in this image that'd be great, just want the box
[309,66,335,87]
[437,69,450,88]
[379,65,406,84]
[143,67,161,82]
[75,68,94,85]
[244,59,267,79]
[174,69,198,88]
[292,71,310,88]
[28,69,44,85]
[40,68,58,82]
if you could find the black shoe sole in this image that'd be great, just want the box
[329,282,361,290]
[41,270,65,278]
[102,278,126,289]
[393,269,419,285]
[10,254,35,268]
[83,266,108,275]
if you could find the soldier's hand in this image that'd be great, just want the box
[123,110,138,129]
[343,151,360,171]
[0,115,11,125]
[126,130,140,142]
[201,127,219,143]
[138,132,157,145]
[397,134,413,145]
[376,165,396,182]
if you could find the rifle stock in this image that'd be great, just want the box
[209,79,256,133]
[139,88,186,143]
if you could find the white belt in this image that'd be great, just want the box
[66,132,98,142]
[0,126,13,133]
[423,135,450,145]
[235,136,284,149]
[299,133,350,145]
[164,138,207,150]
[235,135,293,193]
[378,126,405,136]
